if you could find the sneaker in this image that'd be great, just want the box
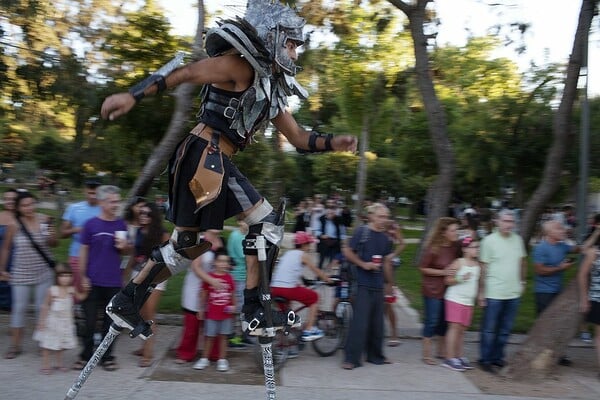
[216,359,229,372]
[301,328,324,342]
[241,307,301,336]
[479,362,497,374]
[441,358,466,372]
[580,332,593,343]
[558,356,573,366]
[105,291,152,340]
[228,336,246,348]
[193,358,209,370]
[459,357,474,370]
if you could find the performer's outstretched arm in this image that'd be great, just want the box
[100,55,253,121]
[272,110,357,153]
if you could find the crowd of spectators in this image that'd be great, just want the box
[1,186,599,380]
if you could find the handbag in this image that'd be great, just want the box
[17,217,56,269]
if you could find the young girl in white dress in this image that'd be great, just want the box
[34,263,88,374]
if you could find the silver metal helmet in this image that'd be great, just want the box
[245,0,305,76]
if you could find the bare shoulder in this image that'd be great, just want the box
[201,54,254,87]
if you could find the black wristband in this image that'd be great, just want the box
[298,132,334,153]
[324,133,333,151]
[128,87,145,102]
[128,74,167,103]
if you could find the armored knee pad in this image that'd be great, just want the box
[243,200,284,256]
[151,230,211,275]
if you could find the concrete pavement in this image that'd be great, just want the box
[3,296,598,400]
[0,313,526,400]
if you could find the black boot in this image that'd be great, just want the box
[240,288,300,336]
[106,282,153,340]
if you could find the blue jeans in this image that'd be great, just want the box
[422,296,447,338]
[479,297,520,365]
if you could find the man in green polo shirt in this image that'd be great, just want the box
[478,209,527,373]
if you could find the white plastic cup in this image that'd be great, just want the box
[40,223,49,236]
[115,231,127,240]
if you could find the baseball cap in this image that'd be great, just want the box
[295,231,316,246]
[84,179,102,188]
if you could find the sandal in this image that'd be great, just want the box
[57,366,70,372]
[422,357,437,365]
[4,347,22,359]
[72,359,86,370]
[388,340,401,347]
[341,362,355,370]
[102,360,119,371]
[138,358,153,368]
[40,367,53,375]
[131,348,143,357]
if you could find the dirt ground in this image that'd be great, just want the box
[463,342,600,399]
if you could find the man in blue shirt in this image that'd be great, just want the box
[533,220,580,313]
[60,180,101,292]
[533,219,582,366]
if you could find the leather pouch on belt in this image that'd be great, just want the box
[189,146,224,212]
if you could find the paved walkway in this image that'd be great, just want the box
[2,293,599,400]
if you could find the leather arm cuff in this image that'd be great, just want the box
[297,132,334,154]
[128,74,167,102]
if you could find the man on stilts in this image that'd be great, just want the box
[100,0,357,343]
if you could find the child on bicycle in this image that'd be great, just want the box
[270,231,333,341]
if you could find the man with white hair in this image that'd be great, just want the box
[533,219,587,365]
[533,220,580,315]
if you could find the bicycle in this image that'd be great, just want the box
[253,278,344,371]
[311,272,353,357]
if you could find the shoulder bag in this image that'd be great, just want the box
[17,217,56,269]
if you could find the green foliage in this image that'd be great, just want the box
[31,135,71,171]
[366,157,403,199]
[0,0,597,211]
[312,152,359,195]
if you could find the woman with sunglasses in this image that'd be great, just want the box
[124,202,169,367]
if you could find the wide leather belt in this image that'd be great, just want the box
[190,123,237,158]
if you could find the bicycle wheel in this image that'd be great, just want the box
[254,329,290,372]
[312,311,342,357]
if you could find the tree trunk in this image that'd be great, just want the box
[505,280,581,381]
[519,0,597,245]
[507,0,597,382]
[389,0,455,257]
[127,0,207,200]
